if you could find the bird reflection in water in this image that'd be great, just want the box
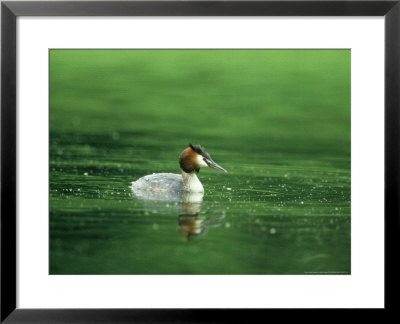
[178,197,225,241]
[131,189,225,240]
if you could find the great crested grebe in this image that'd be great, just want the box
[131,144,227,197]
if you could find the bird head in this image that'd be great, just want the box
[179,144,227,174]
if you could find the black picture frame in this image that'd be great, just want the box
[1,0,399,322]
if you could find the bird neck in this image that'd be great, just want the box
[181,170,204,192]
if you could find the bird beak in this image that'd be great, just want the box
[206,159,227,173]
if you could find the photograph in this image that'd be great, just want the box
[49,49,351,275]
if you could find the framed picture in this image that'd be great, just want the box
[1,0,398,321]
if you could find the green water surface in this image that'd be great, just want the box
[50,49,350,274]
